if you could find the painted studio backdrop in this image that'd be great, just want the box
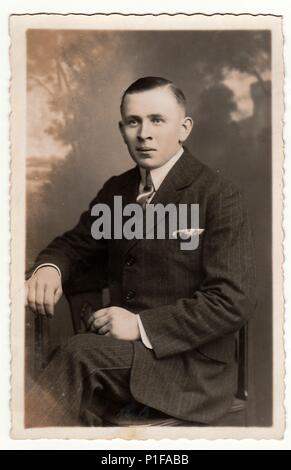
[26,29,272,426]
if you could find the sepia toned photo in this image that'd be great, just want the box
[10,14,284,439]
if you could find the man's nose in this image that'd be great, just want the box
[137,122,152,140]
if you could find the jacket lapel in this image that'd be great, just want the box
[118,166,140,207]
[122,148,203,255]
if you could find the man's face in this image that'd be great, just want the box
[120,86,192,169]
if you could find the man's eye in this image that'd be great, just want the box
[152,118,163,124]
[127,120,138,126]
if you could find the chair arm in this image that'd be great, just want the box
[65,290,104,334]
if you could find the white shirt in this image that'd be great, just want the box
[139,146,184,199]
[34,146,184,350]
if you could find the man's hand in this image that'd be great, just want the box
[25,266,63,317]
[88,306,141,341]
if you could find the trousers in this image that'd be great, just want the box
[25,334,136,427]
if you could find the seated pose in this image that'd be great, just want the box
[25,76,256,427]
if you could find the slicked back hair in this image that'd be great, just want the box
[120,76,187,115]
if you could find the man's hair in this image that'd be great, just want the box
[120,76,187,115]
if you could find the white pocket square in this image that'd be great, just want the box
[172,228,204,238]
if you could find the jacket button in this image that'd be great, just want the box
[125,290,135,301]
[126,256,135,267]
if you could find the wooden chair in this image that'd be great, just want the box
[34,290,249,427]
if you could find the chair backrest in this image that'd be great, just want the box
[236,324,248,400]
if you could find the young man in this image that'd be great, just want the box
[25,77,256,427]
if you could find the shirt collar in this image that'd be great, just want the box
[139,146,184,191]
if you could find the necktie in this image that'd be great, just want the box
[136,170,155,209]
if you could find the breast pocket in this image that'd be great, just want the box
[170,231,204,256]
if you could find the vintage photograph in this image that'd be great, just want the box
[10,14,284,439]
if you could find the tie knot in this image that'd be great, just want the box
[144,170,153,191]
[136,170,155,208]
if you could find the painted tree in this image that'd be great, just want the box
[26,29,271,261]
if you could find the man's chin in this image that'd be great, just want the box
[138,161,162,171]
[138,159,154,168]
[131,155,157,169]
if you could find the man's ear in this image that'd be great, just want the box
[119,121,126,142]
[179,116,194,143]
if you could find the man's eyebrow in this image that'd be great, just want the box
[123,113,165,121]
[148,113,165,118]
[124,114,141,121]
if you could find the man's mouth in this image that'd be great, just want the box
[136,147,156,152]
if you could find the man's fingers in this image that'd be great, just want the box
[35,282,46,316]
[44,286,55,317]
[88,309,109,331]
[26,268,62,318]
[27,282,37,313]
[25,284,29,307]
[98,323,111,335]
[92,315,109,330]
[90,316,109,333]
[93,308,109,320]
[54,285,63,304]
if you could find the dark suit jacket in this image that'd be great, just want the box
[32,148,256,424]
